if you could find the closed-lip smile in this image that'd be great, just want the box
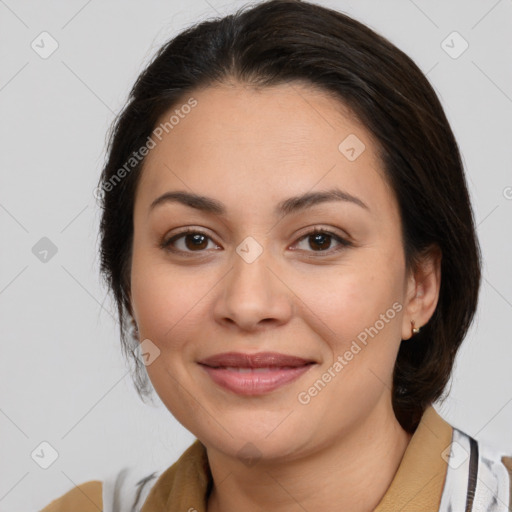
[198,351,316,395]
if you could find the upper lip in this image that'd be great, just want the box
[198,351,315,368]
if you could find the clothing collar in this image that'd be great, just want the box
[374,404,452,511]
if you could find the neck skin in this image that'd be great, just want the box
[206,396,414,512]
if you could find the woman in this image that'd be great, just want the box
[41,0,512,510]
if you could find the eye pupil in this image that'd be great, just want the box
[185,233,208,250]
[310,233,331,251]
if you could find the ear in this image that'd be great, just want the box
[401,245,442,340]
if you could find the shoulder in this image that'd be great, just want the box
[38,464,164,512]
[39,440,209,512]
[477,437,512,507]
[39,480,103,512]
[39,466,162,512]
[441,425,512,511]
[477,437,512,511]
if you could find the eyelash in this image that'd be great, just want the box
[160,227,353,257]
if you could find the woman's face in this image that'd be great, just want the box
[130,82,419,461]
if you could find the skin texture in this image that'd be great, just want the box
[129,81,441,512]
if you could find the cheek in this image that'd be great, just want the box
[130,247,184,339]
[130,256,207,416]
[130,250,218,352]
[294,263,404,344]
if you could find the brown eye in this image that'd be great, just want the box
[294,228,352,255]
[307,232,332,251]
[182,232,209,251]
[162,229,218,253]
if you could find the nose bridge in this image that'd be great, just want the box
[231,240,272,296]
[213,237,292,329]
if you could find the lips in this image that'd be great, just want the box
[198,351,315,368]
[198,352,316,395]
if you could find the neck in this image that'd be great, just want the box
[205,399,413,512]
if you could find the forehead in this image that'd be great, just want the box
[134,82,394,217]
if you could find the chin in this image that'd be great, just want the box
[193,414,313,462]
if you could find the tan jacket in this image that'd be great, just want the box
[40,405,512,511]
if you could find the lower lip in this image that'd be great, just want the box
[199,364,314,395]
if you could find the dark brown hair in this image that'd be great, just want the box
[97,0,481,433]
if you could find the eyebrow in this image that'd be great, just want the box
[149,187,369,217]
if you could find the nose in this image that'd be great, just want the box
[212,245,293,332]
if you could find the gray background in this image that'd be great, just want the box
[1,0,511,510]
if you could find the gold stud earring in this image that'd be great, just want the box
[411,320,421,335]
